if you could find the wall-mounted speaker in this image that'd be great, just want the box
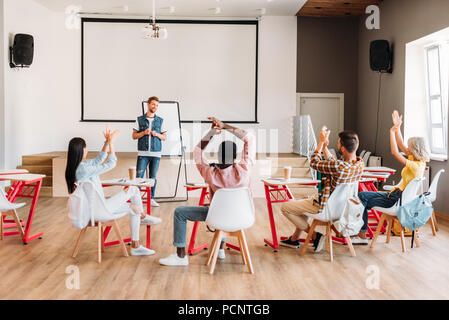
[10,34,34,68]
[370,40,392,73]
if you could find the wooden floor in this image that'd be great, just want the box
[1,197,449,300]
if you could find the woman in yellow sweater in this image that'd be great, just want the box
[355,110,430,244]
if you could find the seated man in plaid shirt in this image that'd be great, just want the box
[280,127,364,251]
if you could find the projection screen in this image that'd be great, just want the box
[82,18,258,123]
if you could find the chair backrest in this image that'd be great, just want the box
[362,151,371,166]
[322,182,359,221]
[401,178,423,205]
[205,188,255,232]
[77,181,120,225]
[0,187,11,210]
[428,169,445,202]
[359,150,366,158]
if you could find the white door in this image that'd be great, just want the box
[298,93,344,150]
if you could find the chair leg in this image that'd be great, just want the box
[300,220,317,256]
[206,231,219,266]
[386,217,392,244]
[209,231,223,275]
[0,213,3,240]
[370,214,386,249]
[112,220,129,257]
[97,222,102,263]
[237,233,247,266]
[429,212,437,236]
[414,230,420,248]
[240,230,254,274]
[101,225,105,252]
[346,236,356,257]
[326,223,333,262]
[433,212,439,232]
[11,210,24,238]
[72,228,87,258]
[400,228,406,253]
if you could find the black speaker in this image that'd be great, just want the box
[10,34,34,68]
[370,40,392,73]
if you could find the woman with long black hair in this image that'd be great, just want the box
[65,126,162,256]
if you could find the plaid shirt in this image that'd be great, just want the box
[310,152,364,213]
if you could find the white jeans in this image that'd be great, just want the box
[105,186,143,241]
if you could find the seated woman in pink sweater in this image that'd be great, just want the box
[159,117,255,266]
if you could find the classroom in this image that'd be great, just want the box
[1,0,449,304]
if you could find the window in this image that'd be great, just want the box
[426,45,448,156]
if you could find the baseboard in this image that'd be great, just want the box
[435,211,449,222]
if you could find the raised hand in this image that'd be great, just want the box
[103,124,112,141]
[109,129,120,142]
[208,117,225,131]
[392,110,403,130]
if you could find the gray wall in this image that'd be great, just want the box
[0,0,5,170]
[297,17,359,131]
[357,0,449,214]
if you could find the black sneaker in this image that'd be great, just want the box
[280,237,300,249]
[313,232,326,252]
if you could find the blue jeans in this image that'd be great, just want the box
[136,156,160,199]
[359,189,402,232]
[173,206,209,248]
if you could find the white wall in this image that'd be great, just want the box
[0,0,5,170]
[3,0,297,169]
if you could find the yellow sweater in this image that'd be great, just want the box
[397,156,426,191]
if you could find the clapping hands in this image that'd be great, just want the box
[208,117,225,134]
[391,110,403,131]
[103,124,120,143]
[319,126,331,147]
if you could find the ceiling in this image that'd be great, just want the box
[34,0,307,18]
[297,0,383,18]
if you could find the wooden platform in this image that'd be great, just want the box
[1,197,449,300]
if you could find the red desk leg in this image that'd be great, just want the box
[21,180,44,244]
[264,185,280,251]
[104,186,151,249]
[188,187,209,255]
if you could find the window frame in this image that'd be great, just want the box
[425,44,448,156]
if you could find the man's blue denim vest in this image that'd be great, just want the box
[137,115,163,152]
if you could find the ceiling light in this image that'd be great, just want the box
[258,8,267,15]
[142,0,168,40]
[209,7,221,15]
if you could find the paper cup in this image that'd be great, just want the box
[128,166,136,181]
[283,166,292,180]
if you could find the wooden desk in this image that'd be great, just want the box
[364,166,396,175]
[261,178,320,251]
[0,174,45,244]
[102,178,154,249]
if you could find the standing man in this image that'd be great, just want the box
[132,96,167,207]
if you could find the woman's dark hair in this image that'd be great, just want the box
[65,137,86,194]
[338,131,359,153]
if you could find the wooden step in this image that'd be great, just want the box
[271,157,309,168]
[21,156,53,166]
[17,165,52,176]
[271,167,311,178]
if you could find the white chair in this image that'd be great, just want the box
[370,178,423,252]
[0,187,25,242]
[427,169,445,236]
[71,181,129,263]
[299,182,359,262]
[359,150,366,158]
[383,179,402,192]
[205,188,255,275]
[362,151,372,166]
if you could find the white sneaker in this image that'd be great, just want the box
[151,199,160,207]
[140,215,162,225]
[218,249,226,260]
[131,245,156,256]
[159,253,189,266]
[351,236,369,245]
